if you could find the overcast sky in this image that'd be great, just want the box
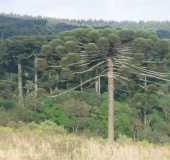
[0,0,169,21]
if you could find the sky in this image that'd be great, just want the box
[0,0,170,21]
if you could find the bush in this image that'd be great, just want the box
[0,106,33,125]
[0,120,66,135]
[117,134,133,144]
[0,98,16,110]
[24,121,66,134]
[31,97,71,127]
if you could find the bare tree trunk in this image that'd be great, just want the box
[34,56,38,97]
[107,57,114,143]
[18,62,24,107]
[144,110,147,127]
[144,75,147,127]
[95,69,101,96]
[49,71,53,95]
[144,74,147,89]
[49,88,53,95]
[55,72,59,92]
[98,75,101,96]
[95,78,99,94]
[80,75,83,92]
[95,76,101,96]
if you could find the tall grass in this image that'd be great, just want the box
[0,122,169,160]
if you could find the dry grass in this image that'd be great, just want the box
[0,127,169,160]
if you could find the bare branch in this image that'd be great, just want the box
[49,74,106,98]
[72,61,106,75]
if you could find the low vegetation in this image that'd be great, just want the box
[0,122,169,160]
[1,93,170,143]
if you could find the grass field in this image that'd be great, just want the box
[0,123,170,160]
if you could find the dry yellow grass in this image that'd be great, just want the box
[0,126,169,160]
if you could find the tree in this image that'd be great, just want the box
[17,59,24,107]
[1,36,46,105]
[107,57,114,142]
[34,56,38,97]
[47,28,133,143]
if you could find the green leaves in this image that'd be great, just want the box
[34,97,71,126]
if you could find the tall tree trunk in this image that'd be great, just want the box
[144,74,147,127]
[95,78,99,94]
[144,110,147,127]
[144,74,147,89]
[49,71,53,95]
[80,75,83,92]
[49,88,53,95]
[98,75,101,96]
[34,56,38,97]
[55,72,59,92]
[95,69,101,96]
[107,57,114,143]
[18,62,24,107]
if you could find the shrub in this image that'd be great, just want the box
[0,98,16,110]
[24,121,66,134]
[117,134,133,144]
[31,97,71,127]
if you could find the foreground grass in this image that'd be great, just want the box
[0,122,170,160]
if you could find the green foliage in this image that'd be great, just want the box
[32,97,71,126]
[0,106,33,125]
[115,101,134,137]
[88,93,134,138]
[26,120,66,134]
[89,93,108,136]
[0,120,66,135]
[116,135,133,144]
[1,17,170,144]
[0,98,16,110]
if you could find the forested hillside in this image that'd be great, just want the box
[0,14,170,144]
[0,14,79,38]
[1,14,170,38]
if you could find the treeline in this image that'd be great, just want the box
[0,16,170,143]
[1,13,170,38]
[0,14,79,38]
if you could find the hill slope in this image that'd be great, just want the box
[1,14,170,38]
[0,14,79,38]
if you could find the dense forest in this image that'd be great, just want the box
[1,14,170,143]
[1,13,170,38]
